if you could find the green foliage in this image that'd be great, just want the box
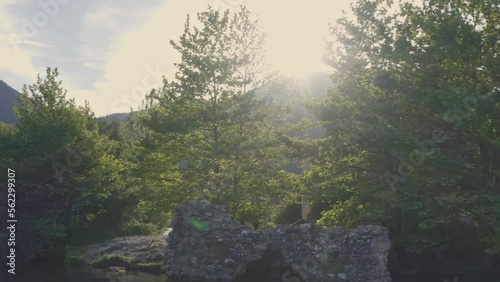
[4,2,498,265]
[274,200,302,225]
[11,1,500,267]
[138,6,302,227]
[122,219,160,236]
[312,0,500,254]
[0,122,17,166]
[17,215,66,260]
[2,68,136,258]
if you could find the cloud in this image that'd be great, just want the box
[0,0,356,115]
[75,1,163,87]
[87,0,214,116]
[0,0,39,87]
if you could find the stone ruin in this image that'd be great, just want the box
[165,200,392,282]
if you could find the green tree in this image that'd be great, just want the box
[311,0,500,254]
[4,68,131,258]
[0,122,17,166]
[139,6,300,227]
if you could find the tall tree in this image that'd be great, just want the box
[139,6,299,227]
[311,0,500,254]
[2,68,130,258]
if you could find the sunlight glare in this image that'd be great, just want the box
[250,0,352,77]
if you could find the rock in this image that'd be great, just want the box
[107,266,126,273]
[165,200,392,282]
[81,235,166,274]
[163,228,173,236]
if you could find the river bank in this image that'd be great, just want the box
[65,235,166,274]
[5,232,500,282]
[0,262,166,282]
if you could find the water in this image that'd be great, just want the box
[392,274,500,282]
[3,262,500,282]
[1,263,166,282]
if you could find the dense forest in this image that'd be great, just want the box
[1,0,499,273]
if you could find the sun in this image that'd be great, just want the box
[251,0,351,78]
[266,35,330,78]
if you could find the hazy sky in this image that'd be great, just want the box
[0,0,353,116]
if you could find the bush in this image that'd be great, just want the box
[274,202,302,225]
[17,215,66,260]
[122,219,158,236]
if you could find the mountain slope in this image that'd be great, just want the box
[0,80,19,124]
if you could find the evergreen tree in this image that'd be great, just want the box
[139,6,300,227]
[2,68,131,258]
[311,0,500,253]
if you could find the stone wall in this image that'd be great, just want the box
[165,200,391,282]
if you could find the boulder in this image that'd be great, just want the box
[79,235,165,273]
[107,266,126,273]
[165,200,391,282]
